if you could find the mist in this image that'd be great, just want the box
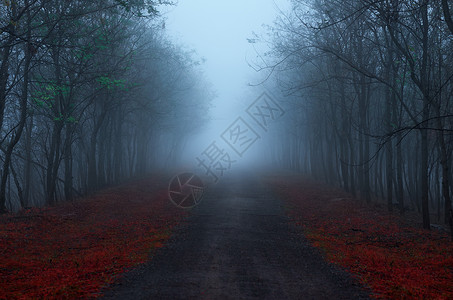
[162,0,290,173]
[1,0,453,298]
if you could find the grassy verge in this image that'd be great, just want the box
[267,175,453,299]
[0,177,187,299]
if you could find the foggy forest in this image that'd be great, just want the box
[1,0,453,299]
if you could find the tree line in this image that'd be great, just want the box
[0,0,211,212]
[264,0,453,232]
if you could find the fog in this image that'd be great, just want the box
[2,1,453,298]
[163,0,290,171]
[0,0,452,234]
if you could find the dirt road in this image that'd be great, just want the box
[102,175,369,299]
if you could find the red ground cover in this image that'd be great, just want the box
[268,175,453,299]
[0,177,187,299]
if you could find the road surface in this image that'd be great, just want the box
[102,175,369,299]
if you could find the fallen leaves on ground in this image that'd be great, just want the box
[268,175,453,299]
[0,177,187,299]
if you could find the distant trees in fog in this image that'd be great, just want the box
[267,0,453,230]
[0,0,212,212]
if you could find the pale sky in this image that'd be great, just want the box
[162,0,290,166]
[164,0,289,114]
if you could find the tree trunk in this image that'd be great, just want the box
[23,111,33,206]
[46,122,63,205]
[0,29,31,212]
[420,127,430,229]
[64,123,73,201]
[87,106,107,192]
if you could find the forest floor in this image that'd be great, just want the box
[1,172,452,299]
[0,175,187,299]
[268,173,453,299]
